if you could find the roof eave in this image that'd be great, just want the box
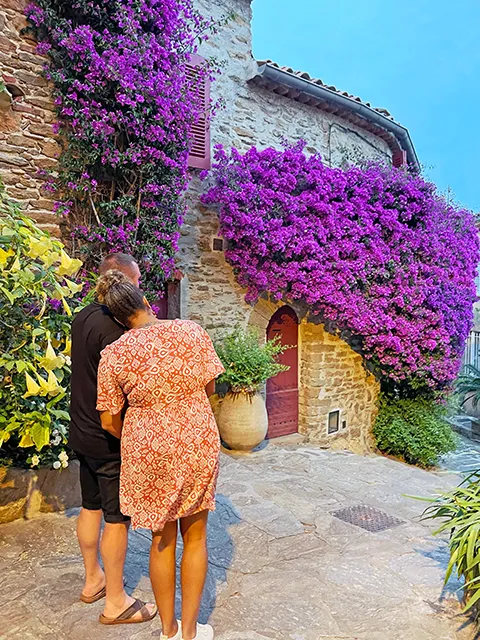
[252,63,420,172]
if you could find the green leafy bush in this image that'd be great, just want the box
[421,471,480,617]
[373,395,457,467]
[215,327,290,394]
[0,184,83,469]
[456,365,480,410]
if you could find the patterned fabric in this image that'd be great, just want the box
[97,320,224,531]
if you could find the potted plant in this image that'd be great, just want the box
[214,327,289,451]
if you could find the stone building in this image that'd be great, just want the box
[0,0,419,452]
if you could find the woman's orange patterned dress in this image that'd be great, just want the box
[96,320,224,531]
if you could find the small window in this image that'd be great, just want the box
[328,410,340,434]
[213,238,224,251]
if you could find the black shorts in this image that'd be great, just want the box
[77,453,130,524]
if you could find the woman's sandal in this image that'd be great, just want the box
[99,598,157,626]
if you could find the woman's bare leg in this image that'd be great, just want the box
[150,520,179,637]
[180,510,209,640]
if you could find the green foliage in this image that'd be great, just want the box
[421,471,480,617]
[215,327,290,394]
[0,184,83,469]
[456,365,480,410]
[373,394,457,467]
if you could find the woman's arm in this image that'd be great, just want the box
[205,379,216,398]
[100,410,123,439]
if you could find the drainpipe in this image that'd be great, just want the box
[257,64,420,172]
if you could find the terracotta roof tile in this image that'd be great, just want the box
[257,60,394,120]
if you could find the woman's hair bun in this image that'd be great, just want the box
[96,269,131,303]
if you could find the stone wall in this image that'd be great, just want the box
[0,0,58,234]
[299,322,379,451]
[179,0,388,452]
[1,0,391,452]
[0,462,81,524]
[181,0,393,333]
[205,294,380,452]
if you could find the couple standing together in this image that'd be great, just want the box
[69,253,224,640]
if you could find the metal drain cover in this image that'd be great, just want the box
[331,505,405,532]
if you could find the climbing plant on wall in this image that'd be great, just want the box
[202,143,479,396]
[26,0,217,296]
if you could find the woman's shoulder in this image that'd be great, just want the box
[100,331,131,359]
[174,319,209,338]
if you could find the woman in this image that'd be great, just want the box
[95,270,224,640]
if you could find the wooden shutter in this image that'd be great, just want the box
[186,54,211,170]
[392,149,407,168]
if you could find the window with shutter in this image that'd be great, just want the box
[392,149,407,168]
[186,54,211,170]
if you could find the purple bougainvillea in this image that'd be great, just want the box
[26,0,216,295]
[202,143,479,393]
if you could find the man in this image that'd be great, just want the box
[69,253,156,625]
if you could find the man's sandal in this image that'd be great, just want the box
[99,599,157,625]
[80,585,106,604]
[80,578,126,604]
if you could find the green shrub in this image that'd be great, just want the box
[456,365,480,410]
[215,327,290,394]
[373,395,457,467]
[0,184,83,469]
[421,471,480,617]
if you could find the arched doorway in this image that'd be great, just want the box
[266,306,299,438]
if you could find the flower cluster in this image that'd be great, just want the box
[26,0,215,295]
[0,184,82,470]
[202,143,480,394]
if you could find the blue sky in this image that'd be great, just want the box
[251,0,480,212]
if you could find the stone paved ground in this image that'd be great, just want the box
[1,442,478,640]
[441,434,480,474]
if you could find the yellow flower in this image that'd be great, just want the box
[37,370,64,397]
[0,247,14,268]
[41,251,60,268]
[62,337,72,357]
[10,256,21,272]
[62,297,72,316]
[28,238,52,259]
[23,372,42,399]
[63,278,84,295]
[57,250,82,277]
[19,433,34,448]
[38,340,65,371]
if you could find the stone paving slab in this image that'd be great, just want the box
[0,443,477,639]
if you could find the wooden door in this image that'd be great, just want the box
[266,306,299,438]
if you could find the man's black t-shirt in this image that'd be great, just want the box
[68,303,124,459]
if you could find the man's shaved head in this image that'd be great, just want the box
[99,253,141,287]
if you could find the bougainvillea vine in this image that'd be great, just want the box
[202,143,480,394]
[26,0,218,295]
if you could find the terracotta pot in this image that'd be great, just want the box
[217,391,268,452]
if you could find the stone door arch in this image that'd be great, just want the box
[266,306,299,438]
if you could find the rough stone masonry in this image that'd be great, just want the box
[0,0,396,452]
[0,0,59,235]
